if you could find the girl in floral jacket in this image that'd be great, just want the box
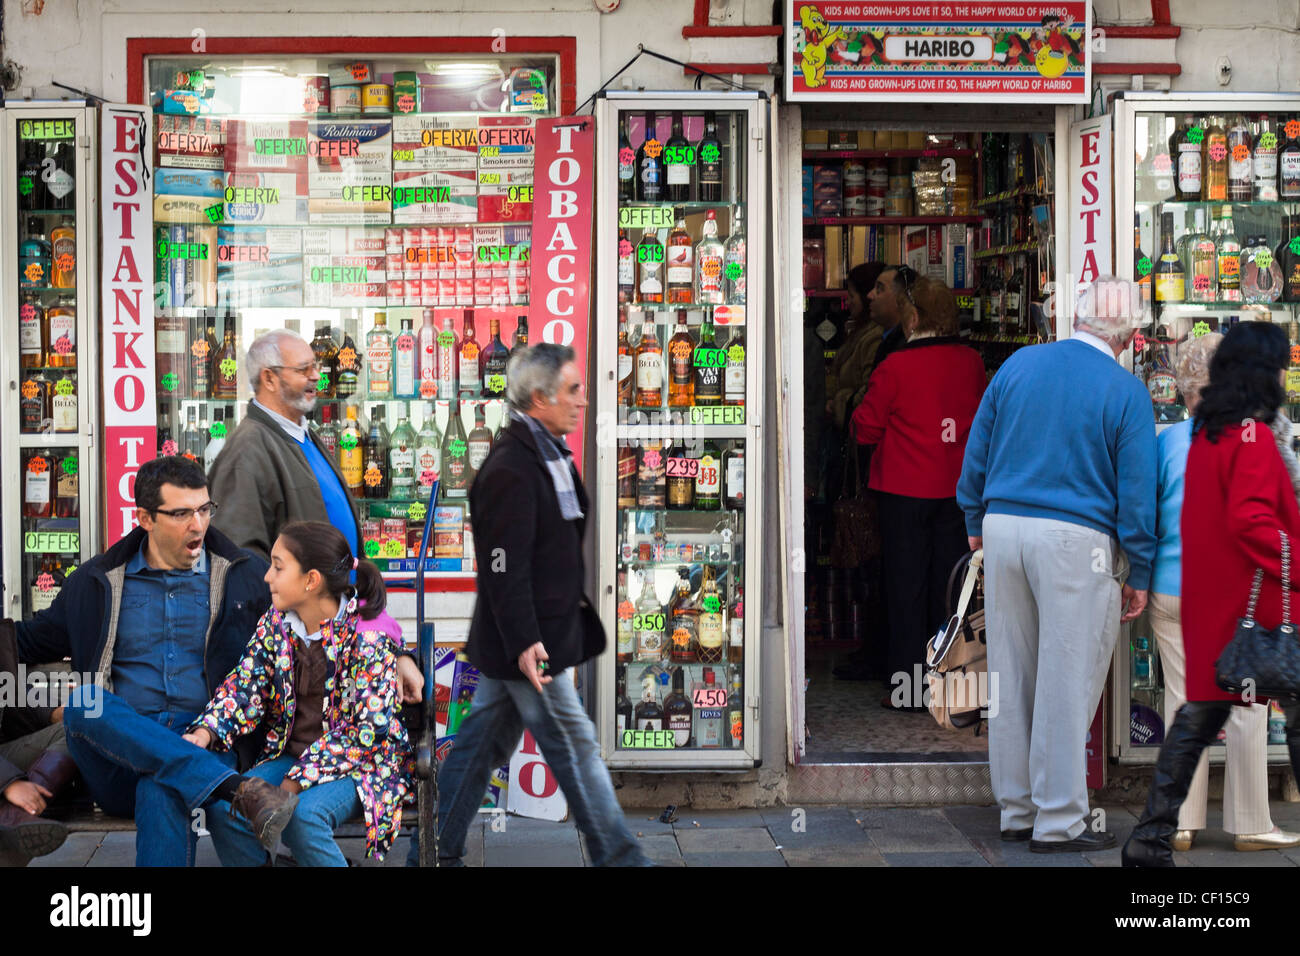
[183,520,412,864]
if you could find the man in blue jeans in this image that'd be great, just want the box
[421,345,649,867]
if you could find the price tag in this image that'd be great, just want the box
[350,62,369,80]
[161,372,179,392]
[1132,331,1147,352]
[24,262,44,283]
[448,438,467,458]
[643,138,662,159]
[26,455,48,474]
[18,176,33,197]
[666,456,699,478]
[340,433,358,450]
[316,371,331,392]
[53,335,73,356]
[727,344,745,364]
[530,93,546,111]
[725,261,744,282]
[384,539,405,558]
[1255,249,1274,271]
[219,357,237,379]
[692,687,727,708]
[617,600,635,621]
[1151,153,1172,174]
[701,142,721,165]
[702,595,721,614]
[1136,256,1152,278]
[21,380,39,400]
[1261,132,1279,151]
[618,238,633,258]
[55,253,74,274]
[364,465,383,488]
[192,340,211,358]
[642,448,662,469]
[20,303,36,321]
[62,455,78,476]
[408,501,427,523]
[618,146,635,168]
[338,346,358,370]
[364,539,381,558]
[437,331,454,347]
[396,93,417,114]
[1292,344,1300,365]
[209,421,227,439]
[1287,120,1300,140]
[701,258,721,279]
[1232,143,1251,163]
[63,564,77,578]
[633,612,666,631]
[1192,321,1213,338]
[35,572,55,593]
[1193,274,1211,292]
[1208,142,1227,163]
[620,729,675,749]
[161,439,179,456]
[54,378,74,396]
[486,373,506,393]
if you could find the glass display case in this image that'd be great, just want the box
[2,104,100,620]
[596,92,765,768]
[144,54,558,578]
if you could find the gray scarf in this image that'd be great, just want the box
[513,410,583,521]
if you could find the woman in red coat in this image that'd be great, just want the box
[1125,322,1300,867]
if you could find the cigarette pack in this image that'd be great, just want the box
[392,169,479,225]
[223,170,310,226]
[153,168,225,198]
[217,226,304,309]
[156,115,226,170]
[393,114,479,171]
[307,120,393,225]
[224,119,309,173]
[302,227,387,307]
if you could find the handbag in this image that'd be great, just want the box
[829,443,881,568]
[924,550,987,731]
[578,595,607,662]
[1215,529,1300,700]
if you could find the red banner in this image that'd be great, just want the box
[529,117,595,467]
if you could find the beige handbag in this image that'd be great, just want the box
[925,550,987,731]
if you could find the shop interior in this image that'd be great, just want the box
[797,102,1061,760]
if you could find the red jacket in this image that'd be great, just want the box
[851,336,987,499]
[1181,422,1300,702]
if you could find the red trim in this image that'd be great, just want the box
[1150,0,1172,25]
[1098,24,1181,38]
[682,25,785,37]
[1093,62,1182,75]
[384,577,480,593]
[126,35,577,114]
[694,0,710,27]
[683,62,771,75]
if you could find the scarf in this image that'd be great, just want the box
[513,410,583,521]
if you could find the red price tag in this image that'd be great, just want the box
[692,687,727,708]
[55,253,74,274]
[642,448,662,469]
[1193,274,1211,291]
[27,455,48,474]
[617,600,635,621]
[1209,142,1227,163]
[1151,153,1172,174]
[349,62,369,80]
[619,147,635,167]
[20,303,35,321]
[396,93,416,114]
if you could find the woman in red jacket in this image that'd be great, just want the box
[1124,322,1300,866]
[851,277,987,710]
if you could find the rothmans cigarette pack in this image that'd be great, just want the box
[307,120,393,224]
[217,226,304,309]
[302,227,386,307]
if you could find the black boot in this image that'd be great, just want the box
[1122,701,1231,868]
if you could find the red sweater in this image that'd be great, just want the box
[851,337,987,499]
[1182,422,1300,701]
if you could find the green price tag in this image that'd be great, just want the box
[55,378,75,396]
[437,331,454,347]
[161,372,179,392]
[725,261,744,282]
[701,143,721,165]
[64,564,77,578]
[1256,249,1274,270]
[486,373,507,394]
[448,438,467,458]
[340,433,359,450]
[316,372,330,392]
[702,595,721,614]
[1261,132,1278,151]
[18,177,33,197]
[384,539,405,558]
[1136,256,1152,278]
[727,345,745,365]
[1192,320,1213,338]
[205,203,224,224]
[364,539,381,558]
[529,71,545,90]
[1187,126,1204,144]
[209,421,227,439]
[633,613,666,631]
[408,501,427,523]
[62,456,79,476]
[1290,236,1300,257]
[219,357,237,379]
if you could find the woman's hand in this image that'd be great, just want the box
[182,727,213,750]
[396,654,424,704]
[280,779,302,796]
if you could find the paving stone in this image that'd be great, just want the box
[780,845,887,867]
[675,826,778,854]
[681,850,786,867]
[485,843,584,867]
[672,808,769,829]
[857,808,973,853]
[1182,850,1296,867]
[28,831,102,867]
[973,838,1094,867]
[636,834,685,867]
[485,816,580,846]
[760,807,875,850]
[882,851,991,867]
[942,805,1004,841]
[85,830,136,867]
[624,809,678,835]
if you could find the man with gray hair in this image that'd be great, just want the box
[957,275,1157,852]
[422,343,650,866]
[208,328,360,563]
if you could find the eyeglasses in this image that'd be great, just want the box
[895,265,919,308]
[151,502,219,523]
[270,361,321,378]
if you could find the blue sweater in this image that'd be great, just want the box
[298,433,361,561]
[956,338,1158,590]
[1151,418,1193,597]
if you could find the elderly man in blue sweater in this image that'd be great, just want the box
[957,276,1157,853]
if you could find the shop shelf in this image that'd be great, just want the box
[18,286,76,294]
[17,434,83,446]
[801,148,975,160]
[975,185,1046,208]
[807,215,983,226]
[20,209,79,216]
[973,241,1040,259]
[1154,299,1294,310]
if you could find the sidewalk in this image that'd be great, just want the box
[30,801,1300,866]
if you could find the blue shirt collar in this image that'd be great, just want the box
[125,537,208,575]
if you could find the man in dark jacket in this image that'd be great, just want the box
[15,456,297,866]
[431,344,649,867]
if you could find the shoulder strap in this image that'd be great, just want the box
[953,550,983,622]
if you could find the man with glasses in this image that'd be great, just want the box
[209,329,360,564]
[12,456,292,865]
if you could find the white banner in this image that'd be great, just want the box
[1067,114,1112,328]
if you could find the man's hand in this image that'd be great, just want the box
[182,727,213,750]
[50,707,64,724]
[968,536,983,552]
[3,779,51,815]
[518,642,552,694]
[396,654,424,705]
[1121,586,1148,623]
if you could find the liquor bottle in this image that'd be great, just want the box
[1185,207,1217,303]
[310,323,339,399]
[23,452,53,518]
[617,114,636,203]
[511,314,529,354]
[388,416,417,502]
[203,408,226,470]
[481,318,509,398]
[55,452,79,519]
[724,441,745,510]
[693,312,724,406]
[194,404,211,463]
[50,217,75,289]
[617,228,636,304]
[366,312,394,399]
[440,401,471,498]
[30,556,65,615]
[19,294,46,368]
[697,565,725,664]
[1133,213,1152,309]
[211,314,240,400]
[1242,235,1284,304]
[337,329,360,398]
[617,442,639,508]
[694,210,725,305]
[664,667,693,747]
[1282,116,1300,200]
[467,403,494,477]
[363,406,390,500]
[1153,211,1185,304]
[436,317,458,400]
[634,573,666,663]
[415,403,442,497]
[727,583,744,662]
[664,112,692,203]
[20,217,50,290]
[635,323,663,408]
[1171,114,1202,201]
[1253,114,1280,201]
[417,309,438,399]
[666,310,695,407]
[44,138,75,211]
[22,374,52,433]
[633,671,664,730]
[1146,330,1182,422]
[458,312,480,399]
[393,317,418,399]
[46,296,76,369]
[636,439,667,508]
[616,572,636,663]
[636,227,665,304]
[617,309,635,406]
[723,206,747,305]
[694,669,725,748]
[1202,114,1228,202]
[51,374,76,434]
[616,669,634,740]
[1216,205,1242,302]
[1227,113,1254,202]
[316,402,340,458]
[727,664,744,748]
[665,437,695,510]
[339,404,365,495]
[18,139,48,211]
[695,438,722,511]
[666,217,694,304]
[1278,214,1300,302]
[157,409,175,457]
[637,111,664,203]
[723,327,745,407]
[698,113,723,203]
[668,567,699,664]
[1288,323,1300,403]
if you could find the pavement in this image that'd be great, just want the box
[28,800,1300,866]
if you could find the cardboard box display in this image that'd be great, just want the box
[223,170,311,226]
[217,226,304,309]
[828,130,858,150]
[157,115,226,170]
[301,226,387,307]
[393,114,480,171]
[824,226,844,289]
[803,128,829,150]
[857,129,876,150]
[224,118,310,173]
[154,168,225,198]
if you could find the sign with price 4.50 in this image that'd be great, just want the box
[693,687,727,709]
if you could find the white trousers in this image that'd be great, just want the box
[983,514,1122,842]
[1148,591,1272,835]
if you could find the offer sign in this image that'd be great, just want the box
[785,0,1091,103]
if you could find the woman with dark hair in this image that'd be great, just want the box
[1125,322,1300,866]
[183,520,412,865]
[826,262,888,429]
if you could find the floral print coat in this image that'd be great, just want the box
[191,606,413,858]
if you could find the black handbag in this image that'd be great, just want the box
[578,596,607,661]
[1215,529,1300,700]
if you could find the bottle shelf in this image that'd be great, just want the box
[17,434,83,445]
[618,201,745,212]
[975,185,1045,208]
[18,286,76,294]
[806,215,982,227]
[973,241,1040,260]
[1153,299,1291,310]
[801,148,975,160]
[617,507,742,518]
[1142,199,1300,208]
[618,560,742,571]
[617,302,745,312]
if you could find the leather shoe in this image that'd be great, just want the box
[1234,828,1300,851]
[230,777,298,852]
[1000,827,1032,842]
[0,798,68,864]
[1171,829,1195,852]
[1030,830,1116,853]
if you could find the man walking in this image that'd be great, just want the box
[432,344,650,867]
[957,275,1156,852]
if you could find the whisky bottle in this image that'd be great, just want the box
[311,322,339,399]
[723,326,745,406]
[363,405,390,500]
[636,439,667,508]
[665,437,695,510]
[617,441,638,508]
[211,315,240,400]
[724,442,745,510]
[337,330,360,398]
[664,112,692,203]
[19,293,46,369]
[693,312,724,406]
[481,318,509,398]
[458,312,480,399]
[637,228,665,305]
[667,310,695,407]
[1202,114,1228,202]
[666,217,694,305]
[668,566,699,664]
[54,452,79,519]
[467,403,494,476]
[339,404,364,496]
[23,452,53,518]
[695,439,722,511]
[635,323,663,408]
[664,667,693,747]
[46,296,76,369]
[698,113,723,203]
[1216,205,1242,302]
[697,565,725,664]
[511,314,529,354]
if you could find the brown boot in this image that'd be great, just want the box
[25,751,78,797]
[229,777,298,852]
[0,799,68,865]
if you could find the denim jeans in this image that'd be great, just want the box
[62,686,238,867]
[420,673,649,867]
[204,755,360,867]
